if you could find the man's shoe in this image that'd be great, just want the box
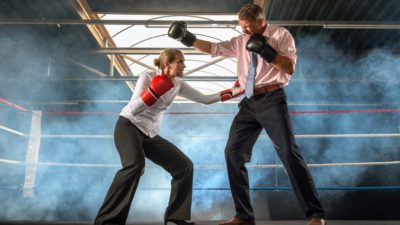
[219,217,255,225]
[307,217,327,225]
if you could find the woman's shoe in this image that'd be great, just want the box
[164,219,195,225]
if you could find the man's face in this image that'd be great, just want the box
[239,18,263,35]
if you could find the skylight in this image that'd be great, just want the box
[100,14,242,97]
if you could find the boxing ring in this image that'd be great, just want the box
[1,97,400,224]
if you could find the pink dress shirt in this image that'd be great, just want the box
[211,21,297,89]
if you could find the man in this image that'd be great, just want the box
[168,3,327,225]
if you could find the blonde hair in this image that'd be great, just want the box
[238,3,264,21]
[154,49,183,70]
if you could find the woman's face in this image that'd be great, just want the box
[166,54,186,78]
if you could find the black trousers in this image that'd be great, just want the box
[94,116,193,225]
[225,89,325,220]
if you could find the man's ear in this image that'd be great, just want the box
[257,18,263,26]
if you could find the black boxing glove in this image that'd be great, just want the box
[168,21,197,47]
[246,33,277,63]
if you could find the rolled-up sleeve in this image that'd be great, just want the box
[211,36,241,58]
[277,27,297,65]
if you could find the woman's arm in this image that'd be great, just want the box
[178,80,244,104]
[127,73,152,116]
[178,81,220,105]
[129,73,174,115]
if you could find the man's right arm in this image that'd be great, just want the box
[193,39,212,54]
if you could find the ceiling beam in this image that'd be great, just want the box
[254,0,271,15]
[92,47,400,55]
[94,48,205,55]
[0,76,237,82]
[71,0,135,91]
[0,19,237,27]
[2,18,400,29]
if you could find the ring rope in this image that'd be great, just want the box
[41,108,400,116]
[0,98,29,112]
[0,125,28,137]
[3,97,400,115]
[195,161,400,169]
[39,133,400,139]
[4,132,400,139]
[146,186,400,191]
[1,159,399,168]
[1,186,399,191]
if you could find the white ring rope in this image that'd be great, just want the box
[0,159,24,164]
[41,134,113,139]
[0,125,27,137]
[39,133,400,139]
[296,133,400,138]
[1,158,400,168]
[5,133,400,139]
[194,161,400,169]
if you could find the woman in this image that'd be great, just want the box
[94,49,243,225]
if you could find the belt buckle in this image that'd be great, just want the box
[252,87,265,97]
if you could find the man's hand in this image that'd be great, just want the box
[168,21,197,47]
[246,33,277,63]
[220,80,244,102]
[141,75,174,106]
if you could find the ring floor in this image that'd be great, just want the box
[1,221,399,225]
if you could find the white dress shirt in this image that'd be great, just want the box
[120,71,221,138]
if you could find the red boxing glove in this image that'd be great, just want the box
[141,74,174,106]
[220,80,244,102]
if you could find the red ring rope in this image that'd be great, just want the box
[41,108,400,115]
[2,98,400,115]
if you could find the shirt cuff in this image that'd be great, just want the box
[210,42,219,57]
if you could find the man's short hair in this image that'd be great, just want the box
[238,3,264,21]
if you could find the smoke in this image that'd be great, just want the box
[1,24,400,223]
[0,15,131,221]
[283,35,400,195]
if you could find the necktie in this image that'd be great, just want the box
[245,52,258,98]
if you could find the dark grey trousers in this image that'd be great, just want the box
[225,89,325,220]
[94,116,193,225]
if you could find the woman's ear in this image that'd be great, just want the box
[163,63,171,74]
